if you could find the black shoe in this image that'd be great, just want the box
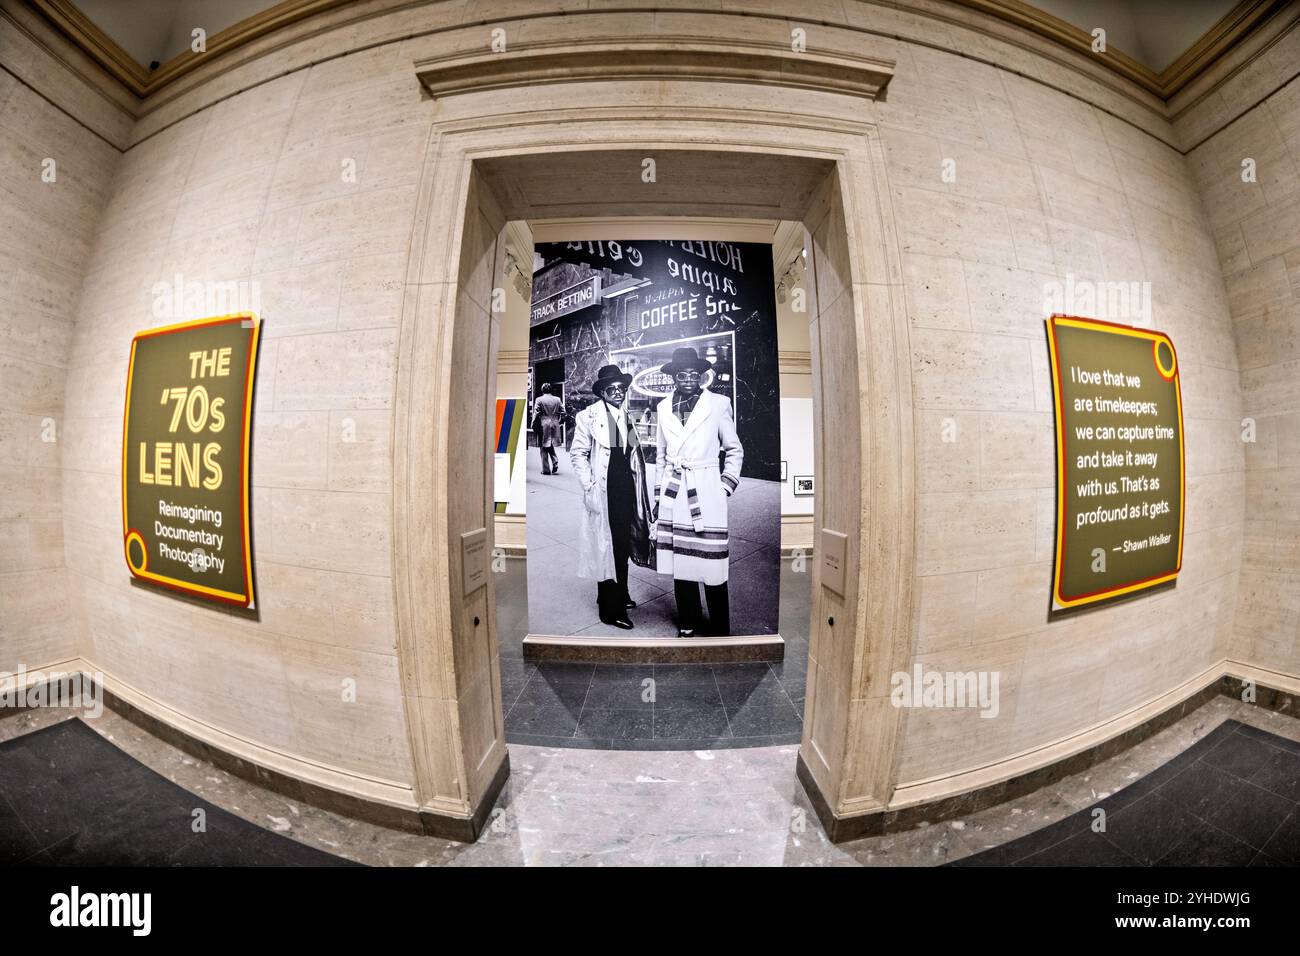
[625,599,637,609]
[677,628,695,638]
[602,617,634,630]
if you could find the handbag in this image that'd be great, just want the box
[627,442,658,570]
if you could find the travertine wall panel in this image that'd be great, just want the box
[1173,20,1300,151]
[880,37,1246,784]
[0,32,119,672]
[0,5,134,148]
[1187,64,1300,681]
[58,46,427,787]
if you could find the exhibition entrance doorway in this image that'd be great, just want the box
[393,77,916,836]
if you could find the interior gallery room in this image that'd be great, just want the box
[1,0,1298,910]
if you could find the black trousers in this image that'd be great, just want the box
[674,580,730,635]
[597,446,636,622]
[540,444,559,474]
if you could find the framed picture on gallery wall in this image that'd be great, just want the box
[526,238,783,643]
[781,461,787,481]
[793,475,814,497]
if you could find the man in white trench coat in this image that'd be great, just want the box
[570,365,640,629]
[654,348,744,637]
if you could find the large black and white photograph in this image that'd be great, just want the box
[526,239,782,639]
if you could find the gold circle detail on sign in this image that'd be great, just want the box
[125,530,148,573]
[1153,338,1177,381]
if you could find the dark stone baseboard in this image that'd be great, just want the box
[423,751,511,843]
[2,675,507,844]
[796,750,884,842]
[1218,674,1299,717]
[799,676,1238,844]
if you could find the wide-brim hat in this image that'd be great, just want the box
[661,347,713,376]
[590,364,632,394]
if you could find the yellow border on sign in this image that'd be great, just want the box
[121,313,260,606]
[1047,315,1186,610]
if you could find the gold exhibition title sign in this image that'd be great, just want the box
[121,314,260,608]
[1047,315,1185,611]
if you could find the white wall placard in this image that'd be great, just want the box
[461,527,488,595]
[820,528,847,597]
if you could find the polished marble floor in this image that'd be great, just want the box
[496,553,812,749]
[2,693,1296,866]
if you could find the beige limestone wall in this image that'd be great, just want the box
[877,41,1245,785]
[59,50,428,788]
[1186,68,1300,682]
[0,19,120,673]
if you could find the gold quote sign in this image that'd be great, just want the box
[122,314,260,607]
[1047,316,1185,611]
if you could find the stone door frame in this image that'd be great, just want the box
[391,93,917,837]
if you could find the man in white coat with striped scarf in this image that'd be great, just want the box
[654,348,744,637]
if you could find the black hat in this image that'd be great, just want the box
[661,347,713,376]
[590,364,632,394]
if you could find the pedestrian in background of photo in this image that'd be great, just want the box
[532,383,564,475]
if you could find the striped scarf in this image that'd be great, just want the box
[661,457,707,532]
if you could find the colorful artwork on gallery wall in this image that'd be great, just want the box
[494,398,526,515]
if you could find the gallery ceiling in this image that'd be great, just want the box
[74,0,277,68]
[28,0,1279,101]
[1032,0,1239,72]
